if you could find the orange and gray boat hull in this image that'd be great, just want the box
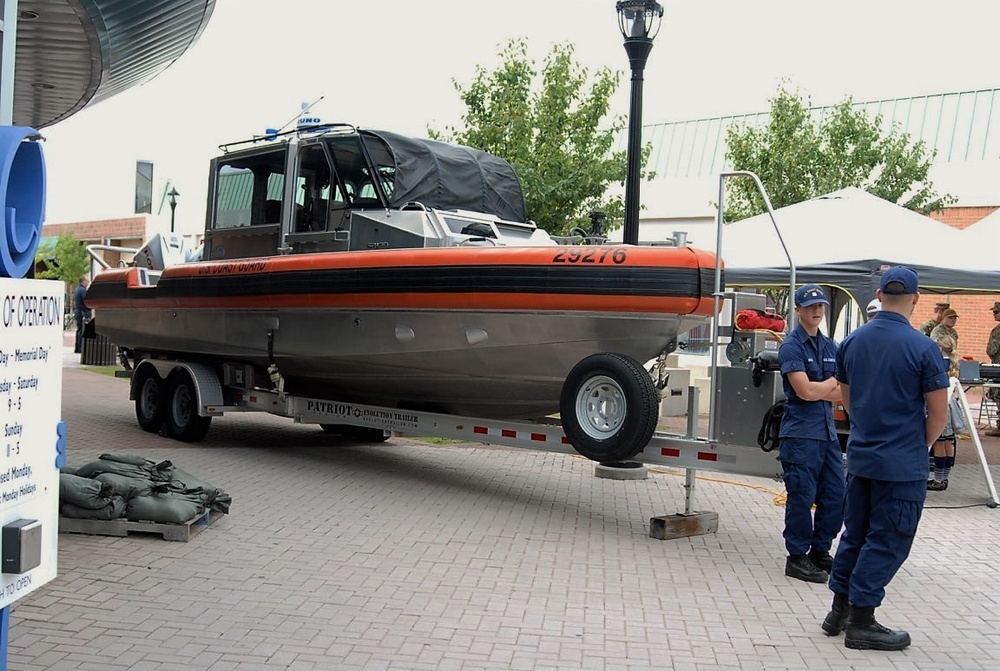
[87,245,721,419]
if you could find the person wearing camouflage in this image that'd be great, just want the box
[986,301,1000,437]
[930,308,959,344]
[920,302,949,336]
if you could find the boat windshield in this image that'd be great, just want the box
[214,152,286,229]
[326,135,395,208]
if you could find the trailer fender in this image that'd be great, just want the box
[130,360,224,416]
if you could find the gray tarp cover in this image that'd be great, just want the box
[362,130,527,223]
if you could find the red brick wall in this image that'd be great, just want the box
[910,206,1000,360]
[910,296,1000,361]
[42,217,147,241]
[928,206,998,230]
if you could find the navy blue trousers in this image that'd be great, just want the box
[780,437,846,556]
[829,474,926,607]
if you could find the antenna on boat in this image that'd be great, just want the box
[273,96,325,134]
[255,97,326,142]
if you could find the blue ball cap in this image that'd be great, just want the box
[880,265,919,295]
[794,283,829,307]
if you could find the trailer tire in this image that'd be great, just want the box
[320,424,391,443]
[165,370,212,442]
[559,353,658,463]
[133,366,166,433]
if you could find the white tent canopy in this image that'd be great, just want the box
[720,187,1000,330]
[720,187,964,269]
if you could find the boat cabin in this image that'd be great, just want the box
[204,125,551,261]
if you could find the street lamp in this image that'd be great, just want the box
[616,0,663,245]
[167,186,180,233]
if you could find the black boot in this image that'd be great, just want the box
[821,593,849,636]
[809,550,834,573]
[844,606,911,650]
[785,555,828,583]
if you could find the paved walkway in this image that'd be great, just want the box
[7,348,1000,670]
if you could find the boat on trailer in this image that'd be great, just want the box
[86,123,722,463]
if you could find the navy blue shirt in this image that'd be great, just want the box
[73,284,91,320]
[778,323,838,441]
[835,310,949,481]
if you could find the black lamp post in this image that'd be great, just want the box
[616,0,663,245]
[167,186,180,233]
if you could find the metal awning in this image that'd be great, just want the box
[11,0,215,128]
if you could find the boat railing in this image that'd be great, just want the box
[85,243,141,271]
[218,122,357,153]
[551,234,610,246]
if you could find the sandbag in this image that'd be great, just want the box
[126,492,205,524]
[98,453,150,467]
[59,473,114,510]
[85,454,175,483]
[67,454,230,523]
[74,458,150,481]
[94,472,152,499]
[60,495,127,521]
[162,466,232,514]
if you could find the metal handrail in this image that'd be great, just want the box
[85,243,141,270]
[708,171,793,441]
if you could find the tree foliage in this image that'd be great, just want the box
[431,39,652,236]
[34,232,90,286]
[724,85,954,222]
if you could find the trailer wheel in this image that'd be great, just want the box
[133,366,166,433]
[166,370,212,442]
[559,353,658,463]
[320,424,391,443]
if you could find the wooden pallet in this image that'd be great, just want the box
[59,509,224,542]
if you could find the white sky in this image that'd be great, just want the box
[39,0,1000,230]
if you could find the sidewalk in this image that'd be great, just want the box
[6,359,1000,670]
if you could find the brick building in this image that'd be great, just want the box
[918,206,1000,362]
[41,216,147,269]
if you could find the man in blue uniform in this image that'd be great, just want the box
[73,276,92,354]
[821,266,949,651]
[778,284,844,583]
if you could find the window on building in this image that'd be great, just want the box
[135,160,153,214]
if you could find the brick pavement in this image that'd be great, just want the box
[6,348,1000,670]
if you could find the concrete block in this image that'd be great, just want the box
[694,376,713,414]
[659,367,691,416]
[594,461,648,480]
[649,511,720,540]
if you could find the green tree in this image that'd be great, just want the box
[724,84,954,222]
[431,39,652,236]
[34,232,90,285]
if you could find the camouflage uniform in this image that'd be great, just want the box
[988,322,1000,424]
[930,323,958,343]
[921,302,950,336]
[989,324,1000,365]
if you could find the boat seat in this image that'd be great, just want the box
[264,199,282,223]
[298,198,328,232]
